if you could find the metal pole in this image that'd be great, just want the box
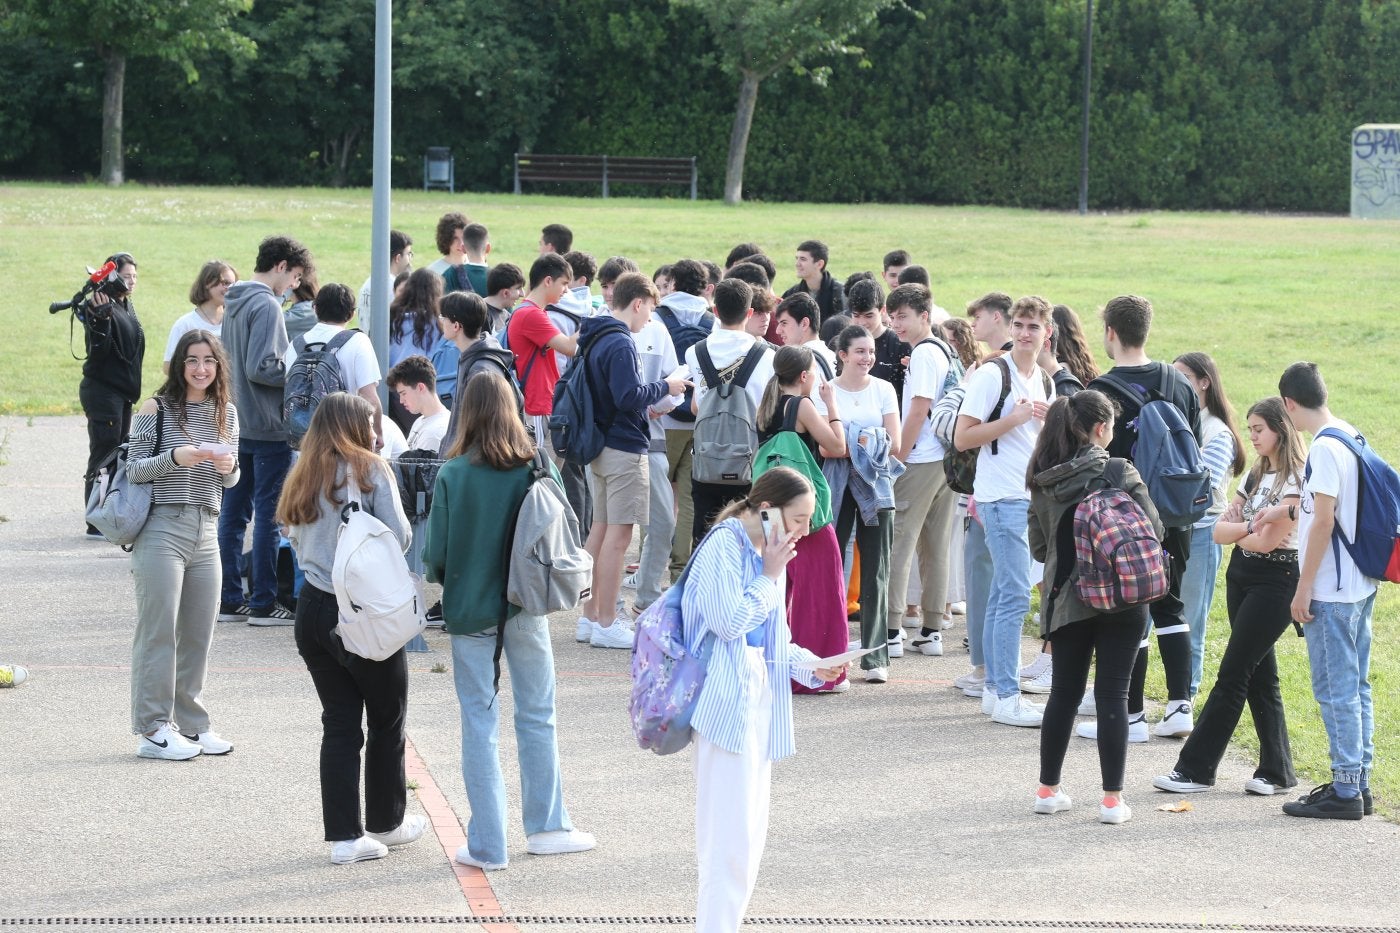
[1078,0,1093,215]
[371,0,391,408]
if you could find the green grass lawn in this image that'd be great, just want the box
[2,181,1395,814]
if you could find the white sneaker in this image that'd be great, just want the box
[455,845,507,871]
[182,730,233,755]
[1077,713,1149,743]
[992,694,1043,728]
[575,617,595,643]
[590,618,635,649]
[367,813,428,848]
[621,572,639,590]
[909,631,943,656]
[331,835,388,864]
[526,828,596,855]
[1099,798,1133,825]
[825,680,850,693]
[1154,700,1194,737]
[1033,787,1073,814]
[963,682,986,698]
[902,609,922,629]
[953,666,985,691]
[1244,778,1283,796]
[848,638,862,652]
[1077,689,1097,717]
[1019,651,1051,681]
[886,630,905,658]
[865,667,889,684]
[0,664,30,687]
[1020,665,1053,695]
[137,723,202,760]
[938,613,954,631]
[950,601,966,616]
[981,685,999,715]
[1153,771,1210,793]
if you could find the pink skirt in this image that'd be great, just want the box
[786,523,850,693]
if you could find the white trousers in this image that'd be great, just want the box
[694,647,773,933]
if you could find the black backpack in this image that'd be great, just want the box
[284,330,355,449]
[943,356,1051,495]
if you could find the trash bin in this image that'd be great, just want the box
[424,147,454,193]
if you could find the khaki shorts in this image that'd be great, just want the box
[590,447,649,526]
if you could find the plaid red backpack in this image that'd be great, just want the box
[1072,459,1169,613]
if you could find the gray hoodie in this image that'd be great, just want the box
[223,280,290,442]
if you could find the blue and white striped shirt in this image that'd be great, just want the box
[1195,413,1238,528]
[683,518,824,760]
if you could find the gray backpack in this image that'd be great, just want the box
[85,404,164,549]
[505,452,594,616]
[691,342,766,486]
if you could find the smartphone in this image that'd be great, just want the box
[759,507,783,544]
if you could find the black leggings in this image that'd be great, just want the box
[1128,524,1193,710]
[1040,607,1147,792]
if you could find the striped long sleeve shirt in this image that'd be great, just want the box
[682,518,825,760]
[127,399,241,511]
[1195,413,1238,528]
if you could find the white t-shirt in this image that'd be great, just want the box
[1300,420,1377,603]
[801,339,835,416]
[1243,471,1302,552]
[164,309,222,362]
[830,377,898,433]
[379,416,408,460]
[958,355,1047,502]
[405,409,450,453]
[901,338,952,464]
[283,322,382,393]
[686,329,775,416]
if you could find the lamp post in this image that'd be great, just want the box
[1078,0,1094,216]
[370,0,392,406]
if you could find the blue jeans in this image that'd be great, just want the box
[975,498,1032,698]
[218,438,293,611]
[1305,593,1376,792]
[964,514,989,669]
[451,615,573,865]
[1180,522,1223,697]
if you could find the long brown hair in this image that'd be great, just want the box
[1051,304,1100,385]
[444,371,535,469]
[714,466,813,524]
[391,268,444,351]
[940,318,983,370]
[276,393,387,526]
[156,330,233,440]
[1244,397,1306,498]
[1027,390,1117,483]
[758,345,814,432]
[1174,351,1246,477]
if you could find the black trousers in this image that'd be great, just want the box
[1129,524,1193,709]
[294,583,408,842]
[80,380,131,532]
[691,478,749,546]
[1173,552,1299,788]
[1040,607,1146,792]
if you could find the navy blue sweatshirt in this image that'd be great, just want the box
[579,315,669,455]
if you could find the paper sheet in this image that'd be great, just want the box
[198,443,237,456]
[788,645,882,671]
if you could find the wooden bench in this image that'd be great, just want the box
[513,153,697,200]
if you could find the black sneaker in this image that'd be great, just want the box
[1281,783,1364,821]
[248,604,295,626]
[1363,788,1374,817]
[425,601,444,627]
[217,602,251,623]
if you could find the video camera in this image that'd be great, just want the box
[48,261,131,322]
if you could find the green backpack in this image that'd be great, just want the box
[753,396,834,532]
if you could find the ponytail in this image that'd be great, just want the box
[1026,389,1117,484]
[757,345,814,432]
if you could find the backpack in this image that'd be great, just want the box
[655,305,715,423]
[86,403,164,549]
[1096,365,1210,528]
[332,466,425,661]
[913,335,964,446]
[547,329,610,466]
[505,451,595,616]
[629,522,738,756]
[916,335,964,399]
[1063,459,1170,613]
[1306,427,1400,585]
[753,396,834,531]
[691,342,765,485]
[389,449,447,523]
[943,356,1051,495]
[284,330,355,449]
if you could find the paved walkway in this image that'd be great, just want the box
[1,416,1397,932]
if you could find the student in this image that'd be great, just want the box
[438,292,520,455]
[1027,390,1160,826]
[357,229,413,333]
[745,289,777,348]
[686,279,776,544]
[886,284,959,658]
[164,260,236,373]
[1083,295,1200,741]
[1256,362,1377,820]
[457,222,490,294]
[483,263,526,334]
[1154,397,1302,799]
[652,264,674,296]
[388,270,445,436]
[966,291,1014,354]
[282,284,385,454]
[956,296,1053,727]
[882,250,911,291]
[219,236,310,625]
[723,242,764,270]
[427,211,469,276]
[576,273,688,649]
[539,223,573,255]
[559,250,600,314]
[1173,352,1246,697]
[848,279,909,404]
[683,467,845,933]
[387,356,450,453]
[756,347,849,692]
[506,254,578,456]
[781,239,845,322]
[1051,304,1100,386]
[127,329,241,760]
[277,393,423,865]
[826,325,901,683]
[424,372,595,870]
[773,293,835,373]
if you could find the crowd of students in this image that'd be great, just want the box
[57,218,1383,923]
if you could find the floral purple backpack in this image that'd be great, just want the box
[1072,459,1169,613]
[629,524,735,756]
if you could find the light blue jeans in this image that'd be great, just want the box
[451,614,573,865]
[964,514,989,669]
[974,498,1032,698]
[1304,593,1376,792]
[1180,522,1223,697]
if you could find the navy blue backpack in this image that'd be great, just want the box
[655,305,714,423]
[1306,427,1400,585]
[547,329,609,466]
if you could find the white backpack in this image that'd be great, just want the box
[332,465,425,661]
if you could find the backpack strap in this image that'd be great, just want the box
[656,305,680,328]
[1309,426,1365,590]
[731,344,766,390]
[986,355,1014,455]
[813,352,835,382]
[292,334,309,355]
[1093,371,1145,420]
[695,341,721,387]
[780,394,804,434]
[324,329,356,352]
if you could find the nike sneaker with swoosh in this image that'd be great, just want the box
[138,722,202,760]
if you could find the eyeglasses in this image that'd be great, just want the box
[219,279,236,287]
[184,356,218,369]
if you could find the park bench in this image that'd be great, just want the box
[513,153,697,200]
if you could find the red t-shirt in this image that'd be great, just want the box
[507,301,562,415]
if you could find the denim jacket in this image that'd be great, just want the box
[824,422,904,524]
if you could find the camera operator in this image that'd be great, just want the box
[81,252,146,538]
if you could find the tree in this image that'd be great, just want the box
[670,0,900,204]
[3,0,253,185]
